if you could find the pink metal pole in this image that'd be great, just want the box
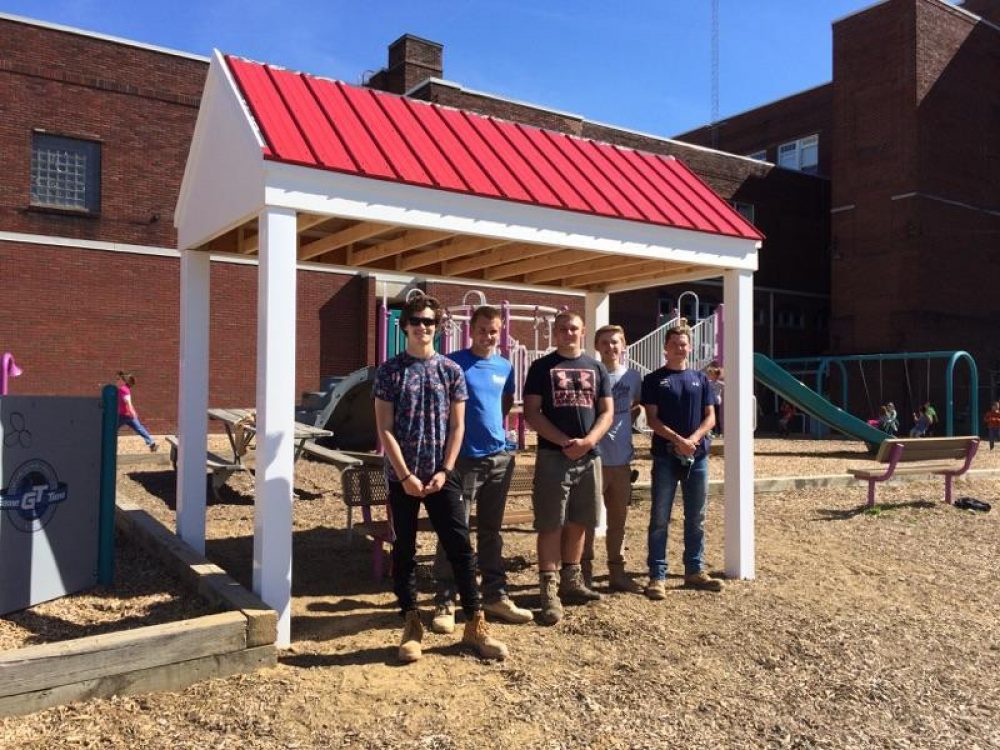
[462,320,471,351]
[1,352,23,396]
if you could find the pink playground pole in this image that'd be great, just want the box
[461,319,471,351]
[1,352,23,395]
[715,304,724,367]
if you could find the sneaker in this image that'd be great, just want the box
[684,570,722,592]
[645,578,667,601]
[149,442,159,453]
[558,563,602,603]
[430,602,456,634]
[537,571,563,626]
[398,610,423,663]
[483,596,533,624]
[462,611,508,660]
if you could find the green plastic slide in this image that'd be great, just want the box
[753,353,888,446]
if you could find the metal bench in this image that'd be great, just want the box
[164,435,250,501]
[847,436,980,507]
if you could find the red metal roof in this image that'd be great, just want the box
[225,55,764,241]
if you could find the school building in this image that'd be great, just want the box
[1,0,996,432]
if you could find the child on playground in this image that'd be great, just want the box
[116,371,158,452]
[909,406,930,438]
[777,401,795,436]
[704,363,724,436]
[877,403,899,435]
[984,401,1000,450]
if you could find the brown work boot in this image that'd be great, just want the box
[430,602,456,634]
[684,570,722,592]
[537,571,563,626]
[559,563,602,603]
[608,561,643,594]
[581,559,595,589]
[645,578,667,601]
[483,596,533,624]
[398,610,423,663]
[462,610,509,660]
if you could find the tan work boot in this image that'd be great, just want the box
[608,561,643,594]
[483,596,533,624]
[462,610,509,660]
[559,563,602,603]
[684,570,722,592]
[430,602,456,634]
[581,559,595,589]
[645,578,667,601]
[398,610,424,663]
[538,571,563,625]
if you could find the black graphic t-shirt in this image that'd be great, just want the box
[523,350,611,451]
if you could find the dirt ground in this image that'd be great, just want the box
[2,438,999,749]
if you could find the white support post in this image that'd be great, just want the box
[584,291,611,537]
[176,250,211,553]
[253,206,298,647]
[722,268,755,579]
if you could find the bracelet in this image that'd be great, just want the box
[399,472,412,483]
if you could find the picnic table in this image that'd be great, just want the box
[207,407,332,464]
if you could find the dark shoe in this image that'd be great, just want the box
[537,571,563,625]
[559,563,602,603]
[954,497,992,512]
[684,571,722,592]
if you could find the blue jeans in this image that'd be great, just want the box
[118,415,154,446]
[647,453,709,580]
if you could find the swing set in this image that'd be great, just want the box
[774,350,978,437]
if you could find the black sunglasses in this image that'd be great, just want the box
[408,316,437,328]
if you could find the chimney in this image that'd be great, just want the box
[367,34,443,95]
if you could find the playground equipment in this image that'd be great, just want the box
[1,352,22,395]
[774,351,979,437]
[0,386,118,615]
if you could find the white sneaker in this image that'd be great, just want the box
[430,602,455,634]
[483,596,533,624]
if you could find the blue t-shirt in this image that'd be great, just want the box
[373,352,468,482]
[447,349,514,458]
[641,366,714,459]
[598,366,642,466]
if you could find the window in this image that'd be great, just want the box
[657,297,675,318]
[776,308,806,330]
[732,201,755,224]
[747,149,767,161]
[754,308,766,327]
[777,134,818,174]
[30,133,101,213]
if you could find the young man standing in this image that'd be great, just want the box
[582,325,643,593]
[641,322,721,600]
[373,295,507,662]
[430,306,533,632]
[523,311,613,625]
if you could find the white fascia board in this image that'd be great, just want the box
[605,266,735,294]
[175,51,266,250]
[262,163,759,272]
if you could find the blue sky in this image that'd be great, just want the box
[1,1,957,135]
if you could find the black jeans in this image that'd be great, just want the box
[388,472,481,618]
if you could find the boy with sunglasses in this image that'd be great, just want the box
[373,294,508,663]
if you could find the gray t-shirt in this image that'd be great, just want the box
[598,365,642,466]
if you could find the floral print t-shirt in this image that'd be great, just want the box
[373,351,468,482]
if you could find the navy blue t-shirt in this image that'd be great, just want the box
[640,366,714,459]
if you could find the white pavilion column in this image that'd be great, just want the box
[253,206,298,647]
[585,291,611,537]
[176,249,210,553]
[722,268,755,579]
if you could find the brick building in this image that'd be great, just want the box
[677,0,1000,403]
[2,0,995,431]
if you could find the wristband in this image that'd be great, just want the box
[399,472,412,483]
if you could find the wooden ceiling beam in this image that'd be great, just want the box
[445,243,555,276]
[298,221,393,261]
[524,254,651,284]
[399,236,512,271]
[349,229,455,266]
[566,260,684,288]
[484,249,590,280]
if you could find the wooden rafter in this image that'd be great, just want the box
[524,254,652,285]
[444,243,555,276]
[238,214,329,256]
[399,236,511,272]
[567,260,686,288]
[298,221,393,261]
[484,249,590,280]
[349,229,455,266]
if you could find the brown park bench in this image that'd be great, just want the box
[847,436,980,507]
[164,435,251,501]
